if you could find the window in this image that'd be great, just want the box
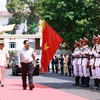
[9,42,16,48]
[30,42,35,48]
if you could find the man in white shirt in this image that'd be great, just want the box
[0,39,9,87]
[18,40,36,90]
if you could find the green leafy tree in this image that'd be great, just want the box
[37,0,100,51]
[6,0,39,34]
[6,0,100,51]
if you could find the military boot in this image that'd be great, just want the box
[84,77,90,87]
[96,79,100,90]
[80,76,85,87]
[91,79,98,89]
[72,76,80,86]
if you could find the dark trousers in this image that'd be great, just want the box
[21,62,34,88]
[52,65,54,73]
[89,66,92,77]
[61,65,64,75]
[55,65,58,74]
[68,66,71,76]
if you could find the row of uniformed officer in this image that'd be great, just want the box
[90,35,100,90]
[72,35,100,89]
[72,37,91,87]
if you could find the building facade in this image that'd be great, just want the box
[0,0,42,59]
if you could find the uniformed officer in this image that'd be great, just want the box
[94,35,100,89]
[0,39,9,87]
[90,35,98,89]
[81,37,90,87]
[72,40,80,86]
[77,38,85,86]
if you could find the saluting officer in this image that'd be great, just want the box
[72,40,80,86]
[81,37,90,87]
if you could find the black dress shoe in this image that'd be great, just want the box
[23,87,26,90]
[30,85,35,90]
[91,86,97,89]
[1,84,4,87]
[83,85,89,87]
[96,87,100,90]
[72,83,79,86]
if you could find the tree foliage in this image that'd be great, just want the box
[37,0,100,50]
[6,0,39,34]
[6,0,100,50]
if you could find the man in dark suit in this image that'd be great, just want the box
[51,57,55,73]
[59,54,64,75]
[54,55,59,74]
[67,55,72,76]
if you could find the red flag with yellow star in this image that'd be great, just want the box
[41,20,63,72]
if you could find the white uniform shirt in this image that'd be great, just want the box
[82,45,90,66]
[72,47,80,57]
[89,45,96,66]
[0,47,9,66]
[72,47,80,65]
[18,47,35,63]
[94,44,100,66]
[82,45,90,57]
[77,47,83,65]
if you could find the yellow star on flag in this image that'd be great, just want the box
[44,42,49,50]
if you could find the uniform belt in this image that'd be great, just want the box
[78,57,82,58]
[96,57,100,58]
[83,57,88,58]
[21,62,33,65]
[73,57,78,58]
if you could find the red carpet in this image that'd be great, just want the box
[0,79,87,100]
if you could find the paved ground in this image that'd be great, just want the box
[5,69,100,100]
